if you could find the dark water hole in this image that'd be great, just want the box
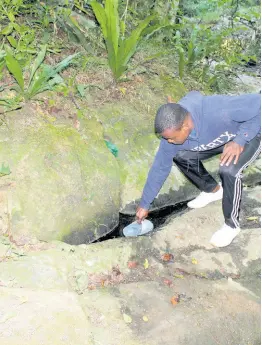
[97,201,189,242]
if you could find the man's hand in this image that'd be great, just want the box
[220,142,244,166]
[136,207,149,224]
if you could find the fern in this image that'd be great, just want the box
[4,45,80,101]
[91,0,159,80]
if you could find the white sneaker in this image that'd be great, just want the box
[210,224,240,247]
[187,183,223,209]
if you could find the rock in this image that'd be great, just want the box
[78,278,260,345]
[0,105,120,244]
[0,288,91,345]
[0,185,260,344]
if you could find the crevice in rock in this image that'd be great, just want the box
[96,201,190,242]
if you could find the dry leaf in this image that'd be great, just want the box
[143,259,149,269]
[174,274,184,279]
[128,261,138,269]
[123,313,132,323]
[246,216,258,221]
[161,253,174,262]
[143,316,149,322]
[170,295,180,306]
[163,278,173,287]
[191,258,198,265]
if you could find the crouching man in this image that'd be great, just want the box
[136,91,261,247]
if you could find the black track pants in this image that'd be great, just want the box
[173,135,261,228]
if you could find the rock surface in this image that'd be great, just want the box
[0,106,119,244]
[0,186,260,344]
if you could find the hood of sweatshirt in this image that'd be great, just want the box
[178,91,203,142]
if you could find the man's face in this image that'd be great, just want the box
[161,125,191,145]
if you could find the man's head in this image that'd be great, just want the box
[155,103,193,144]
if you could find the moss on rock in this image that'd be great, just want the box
[0,105,120,244]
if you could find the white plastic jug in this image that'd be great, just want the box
[123,219,154,237]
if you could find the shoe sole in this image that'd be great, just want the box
[187,197,222,209]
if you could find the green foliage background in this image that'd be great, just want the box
[0,0,260,112]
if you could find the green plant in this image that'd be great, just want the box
[3,45,80,101]
[0,0,39,65]
[0,163,11,177]
[90,0,158,80]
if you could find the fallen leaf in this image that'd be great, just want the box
[174,274,184,279]
[128,261,138,269]
[143,315,149,322]
[163,278,173,287]
[161,253,174,262]
[246,216,258,221]
[143,259,149,269]
[171,295,180,306]
[19,296,28,305]
[123,313,132,323]
[191,258,198,265]
[119,87,126,95]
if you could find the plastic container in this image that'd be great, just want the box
[123,219,154,237]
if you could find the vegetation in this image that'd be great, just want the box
[0,0,260,113]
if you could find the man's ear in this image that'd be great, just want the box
[167,95,175,103]
[181,118,190,130]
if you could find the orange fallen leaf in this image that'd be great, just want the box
[128,261,138,269]
[170,295,180,306]
[161,253,174,262]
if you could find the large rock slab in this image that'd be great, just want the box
[78,278,260,345]
[0,186,260,345]
[0,106,119,244]
[0,288,91,345]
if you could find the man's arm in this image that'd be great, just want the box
[221,94,260,166]
[139,139,175,209]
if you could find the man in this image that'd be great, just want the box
[136,91,261,247]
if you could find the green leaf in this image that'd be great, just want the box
[4,49,24,92]
[187,40,194,64]
[90,1,108,39]
[1,24,13,35]
[48,74,64,87]
[27,52,80,98]
[0,50,6,60]
[0,163,11,176]
[142,23,168,38]
[120,20,125,36]
[13,23,21,33]
[7,12,15,22]
[105,140,118,157]
[69,15,82,31]
[28,45,47,87]
[105,0,119,57]
[116,15,154,79]
[76,84,86,97]
[7,36,17,48]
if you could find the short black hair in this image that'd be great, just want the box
[154,103,188,134]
